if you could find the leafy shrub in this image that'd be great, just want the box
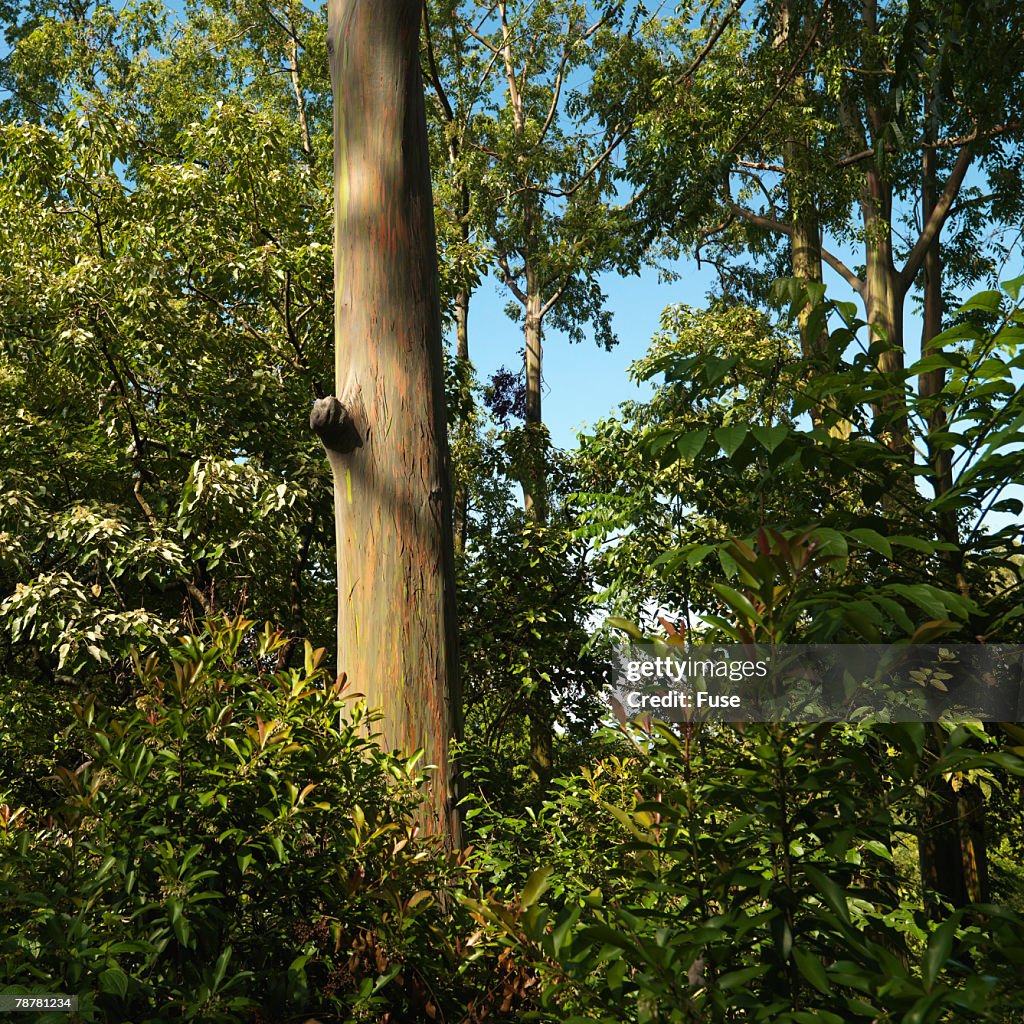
[467,720,1024,1023]
[0,618,509,1023]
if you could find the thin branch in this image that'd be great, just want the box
[537,19,572,143]
[423,2,455,123]
[721,0,827,164]
[497,253,528,304]
[835,122,1022,168]
[900,140,974,287]
[723,194,865,294]
[533,0,748,201]
[737,159,786,173]
[540,272,573,318]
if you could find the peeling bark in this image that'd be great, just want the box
[323,0,460,843]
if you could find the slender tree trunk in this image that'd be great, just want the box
[523,276,546,522]
[914,104,988,911]
[861,173,911,455]
[452,287,471,555]
[776,2,822,362]
[790,207,824,359]
[919,727,988,912]
[523,260,554,780]
[776,0,848,440]
[918,138,958,547]
[317,0,460,843]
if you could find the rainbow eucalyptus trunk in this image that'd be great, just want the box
[315,0,460,843]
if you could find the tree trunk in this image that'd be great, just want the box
[523,278,546,522]
[914,104,987,911]
[523,264,554,780]
[861,172,910,454]
[452,286,470,555]
[918,133,958,549]
[776,0,848,439]
[776,2,821,363]
[318,0,460,843]
[918,726,989,912]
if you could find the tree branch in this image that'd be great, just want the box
[724,195,865,294]
[900,140,974,288]
[497,253,528,304]
[422,2,455,123]
[540,271,573,318]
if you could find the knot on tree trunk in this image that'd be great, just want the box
[310,396,362,454]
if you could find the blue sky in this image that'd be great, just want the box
[464,256,720,450]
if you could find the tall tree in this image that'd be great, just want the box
[616,0,1024,456]
[429,0,649,779]
[421,0,492,555]
[315,0,460,841]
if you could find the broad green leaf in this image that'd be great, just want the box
[1001,273,1024,302]
[675,429,708,461]
[956,290,1002,315]
[714,424,747,457]
[712,583,762,626]
[923,913,962,989]
[99,967,129,999]
[752,424,788,453]
[520,866,553,908]
[849,528,892,559]
[805,866,851,926]
[793,946,831,994]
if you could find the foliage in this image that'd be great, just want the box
[0,0,337,705]
[453,369,614,775]
[467,720,1024,1023]
[0,619,528,1024]
[2,1,1024,1020]
[575,280,1024,644]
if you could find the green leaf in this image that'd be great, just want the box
[956,290,1002,315]
[923,913,961,989]
[752,424,788,453]
[99,967,129,999]
[1002,273,1024,302]
[684,544,715,568]
[717,964,769,990]
[885,584,954,621]
[849,528,892,559]
[520,867,553,908]
[810,527,848,560]
[607,958,627,991]
[903,990,947,1024]
[606,616,645,639]
[675,429,708,461]
[712,583,763,627]
[805,866,851,927]
[212,945,232,991]
[714,424,747,457]
[647,430,676,456]
[792,947,831,995]
[704,354,738,386]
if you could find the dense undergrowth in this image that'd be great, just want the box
[2,620,1024,1023]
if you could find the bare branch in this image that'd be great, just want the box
[540,272,573,318]
[422,2,454,123]
[737,159,786,173]
[537,17,573,143]
[532,0,749,201]
[497,253,528,304]
[835,122,1021,169]
[900,140,975,288]
[724,194,865,294]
